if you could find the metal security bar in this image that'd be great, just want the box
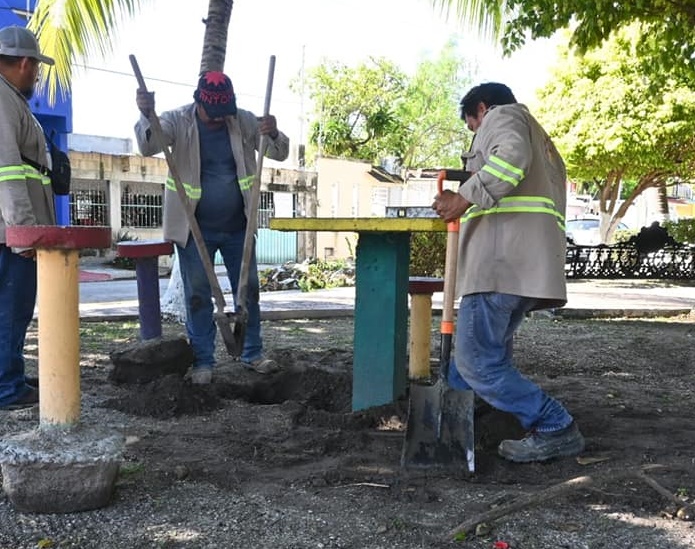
[258,191,274,229]
[70,180,108,226]
[121,183,164,228]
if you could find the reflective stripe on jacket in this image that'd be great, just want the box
[0,74,56,248]
[134,104,290,247]
[457,103,567,309]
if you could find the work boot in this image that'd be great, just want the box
[498,422,585,463]
[0,387,39,411]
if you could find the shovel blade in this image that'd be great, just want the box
[216,312,246,359]
[401,382,475,471]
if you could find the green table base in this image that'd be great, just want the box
[353,232,409,410]
[269,218,446,411]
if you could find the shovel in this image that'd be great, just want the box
[129,55,239,356]
[227,55,276,351]
[401,169,475,471]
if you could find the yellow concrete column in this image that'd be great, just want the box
[37,248,80,426]
[409,293,432,380]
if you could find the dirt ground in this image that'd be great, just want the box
[3,312,695,548]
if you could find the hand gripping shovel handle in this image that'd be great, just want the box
[235,56,276,315]
[438,170,460,382]
[129,55,238,354]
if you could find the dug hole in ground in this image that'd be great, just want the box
[1,313,694,548]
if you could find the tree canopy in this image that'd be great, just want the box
[536,25,695,240]
[433,0,695,83]
[299,41,473,170]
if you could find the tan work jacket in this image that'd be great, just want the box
[134,103,290,247]
[457,103,567,309]
[0,74,55,250]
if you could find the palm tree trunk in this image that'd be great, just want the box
[199,0,234,74]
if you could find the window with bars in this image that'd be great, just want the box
[121,183,165,228]
[258,191,274,228]
[70,181,108,226]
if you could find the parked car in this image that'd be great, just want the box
[566,218,629,246]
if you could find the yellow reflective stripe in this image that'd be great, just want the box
[0,165,49,186]
[489,155,524,177]
[239,175,254,191]
[0,165,26,181]
[165,178,201,199]
[481,165,521,186]
[482,155,525,187]
[461,197,565,230]
[502,195,555,206]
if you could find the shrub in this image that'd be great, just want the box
[110,230,138,270]
[664,218,695,245]
[410,231,446,277]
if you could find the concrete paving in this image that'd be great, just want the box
[70,263,695,321]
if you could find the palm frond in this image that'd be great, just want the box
[27,0,150,104]
[430,0,507,41]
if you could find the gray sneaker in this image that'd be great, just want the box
[498,422,585,463]
[242,358,280,375]
[190,368,213,385]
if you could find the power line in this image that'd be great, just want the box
[73,63,192,88]
[72,63,302,106]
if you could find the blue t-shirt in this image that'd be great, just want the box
[195,117,246,232]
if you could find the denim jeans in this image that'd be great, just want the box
[453,292,573,432]
[0,245,37,407]
[176,229,262,367]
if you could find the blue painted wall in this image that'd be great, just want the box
[1,0,72,224]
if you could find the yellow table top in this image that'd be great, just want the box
[270,217,447,232]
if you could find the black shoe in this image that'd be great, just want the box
[498,422,585,463]
[25,376,39,388]
[0,387,39,411]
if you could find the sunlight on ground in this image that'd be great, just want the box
[149,526,201,543]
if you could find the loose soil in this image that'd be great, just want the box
[2,312,695,548]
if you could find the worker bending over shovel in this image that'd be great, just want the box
[135,71,289,384]
[432,82,585,462]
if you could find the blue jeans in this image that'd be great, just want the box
[453,292,573,432]
[0,245,37,407]
[176,229,263,368]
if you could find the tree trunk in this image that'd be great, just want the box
[199,0,234,74]
[658,182,670,222]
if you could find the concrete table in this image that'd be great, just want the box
[270,217,446,411]
[117,240,174,340]
[1,226,123,513]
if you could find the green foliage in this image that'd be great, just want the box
[297,41,473,169]
[30,0,152,104]
[410,232,446,277]
[295,259,355,292]
[664,219,695,245]
[535,25,695,241]
[436,1,695,86]
[110,229,138,270]
[302,57,406,162]
[537,26,695,183]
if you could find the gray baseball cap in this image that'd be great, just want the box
[0,26,54,65]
